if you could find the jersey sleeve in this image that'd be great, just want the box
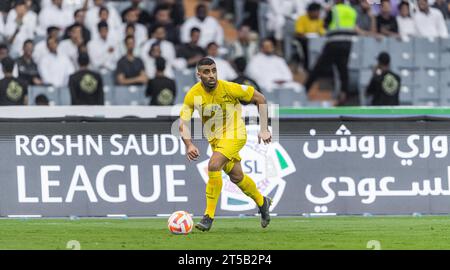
[180,92,195,121]
[227,82,255,103]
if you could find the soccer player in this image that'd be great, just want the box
[179,57,272,231]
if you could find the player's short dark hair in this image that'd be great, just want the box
[196,3,207,13]
[260,37,275,48]
[307,3,321,12]
[98,21,108,31]
[47,26,59,36]
[190,27,201,35]
[377,52,390,66]
[126,23,135,31]
[23,39,33,48]
[196,57,215,70]
[47,35,58,45]
[125,7,138,17]
[0,43,8,51]
[15,0,26,7]
[2,57,15,73]
[78,53,90,66]
[206,42,218,50]
[153,3,171,15]
[398,1,410,10]
[74,8,84,18]
[70,23,82,31]
[234,57,247,73]
[150,23,165,35]
[99,6,109,15]
[35,94,49,105]
[125,34,134,43]
[155,57,166,72]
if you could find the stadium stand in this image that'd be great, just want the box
[0,0,449,107]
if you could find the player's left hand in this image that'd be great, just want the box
[258,130,272,145]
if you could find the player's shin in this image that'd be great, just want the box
[204,171,223,219]
[236,174,264,207]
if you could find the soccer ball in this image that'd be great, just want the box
[167,211,194,235]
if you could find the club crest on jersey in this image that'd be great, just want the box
[197,125,296,212]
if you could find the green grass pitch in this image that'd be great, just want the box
[1,216,450,249]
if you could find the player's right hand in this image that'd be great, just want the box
[186,144,200,161]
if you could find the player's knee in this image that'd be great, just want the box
[229,172,244,183]
[208,160,223,172]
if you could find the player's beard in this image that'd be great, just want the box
[204,78,217,91]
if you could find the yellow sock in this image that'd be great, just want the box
[204,171,223,219]
[236,174,264,207]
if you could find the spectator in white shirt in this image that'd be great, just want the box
[122,7,148,48]
[33,26,60,64]
[266,0,311,46]
[38,0,74,36]
[246,38,300,92]
[397,1,417,41]
[88,21,120,72]
[38,36,75,87]
[85,0,122,40]
[59,23,85,68]
[142,42,174,79]
[206,42,237,81]
[180,3,224,48]
[63,8,91,44]
[119,23,141,56]
[229,24,259,63]
[5,0,37,58]
[414,0,449,39]
[140,24,177,70]
[41,0,92,11]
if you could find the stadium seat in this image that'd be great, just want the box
[275,86,308,107]
[257,2,270,39]
[28,86,59,105]
[114,85,148,105]
[263,88,277,105]
[399,85,413,105]
[360,37,388,69]
[439,69,450,105]
[388,38,414,71]
[103,85,115,106]
[283,18,296,62]
[398,68,418,105]
[358,69,373,105]
[414,69,440,102]
[59,87,71,105]
[414,38,440,69]
[348,36,361,69]
[439,52,450,69]
[307,37,326,70]
[100,70,115,86]
[234,0,246,27]
[174,69,197,104]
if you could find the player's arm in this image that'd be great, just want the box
[179,119,200,161]
[250,90,272,145]
[179,94,200,161]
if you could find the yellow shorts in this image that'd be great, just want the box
[209,138,247,163]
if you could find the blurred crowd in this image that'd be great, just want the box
[0,0,447,106]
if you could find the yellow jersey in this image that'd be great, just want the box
[180,80,255,142]
[295,15,326,36]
